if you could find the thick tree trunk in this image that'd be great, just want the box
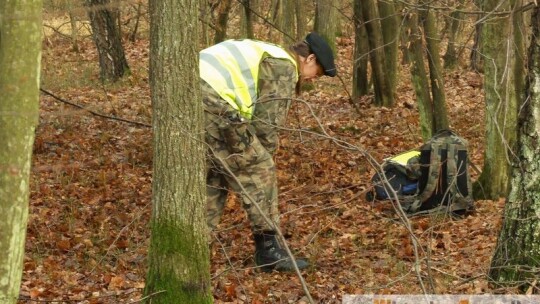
[145,0,211,303]
[0,1,42,303]
[86,0,130,82]
[474,0,523,200]
[359,0,393,107]
[420,3,448,132]
[489,5,540,288]
[352,0,369,99]
[406,10,433,140]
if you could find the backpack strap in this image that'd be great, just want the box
[409,142,442,212]
[446,142,457,196]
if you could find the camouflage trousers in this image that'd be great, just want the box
[204,91,280,233]
[203,57,295,233]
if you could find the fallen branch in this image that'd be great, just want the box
[40,88,151,128]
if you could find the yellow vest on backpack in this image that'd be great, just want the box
[200,40,298,119]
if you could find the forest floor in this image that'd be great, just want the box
[19,32,510,304]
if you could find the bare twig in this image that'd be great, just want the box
[131,290,166,303]
[40,88,151,128]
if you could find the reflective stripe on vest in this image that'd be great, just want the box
[200,40,297,119]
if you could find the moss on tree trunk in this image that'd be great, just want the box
[475,0,523,200]
[489,3,540,289]
[144,0,211,303]
[0,1,42,303]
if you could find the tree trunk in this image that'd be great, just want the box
[282,0,296,45]
[405,9,433,140]
[474,0,523,200]
[352,0,369,99]
[0,1,42,303]
[241,0,255,39]
[314,0,337,54]
[470,0,484,72]
[129,0,143,42]
[145,0,211,303]
[443,1,465,69]
[295,0,305,40]
[489,5,540,288]
[359,0,393,107]
[420,3,448,132]
[68,1,80,52]
[378,0,399,101]
[86,0,130,82]
[200,0,211,47]
[213,0,232,43]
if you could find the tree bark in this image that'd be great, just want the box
[474,0,523,200]
[405,9,433,140]
[359,0,393,107]
[443,0,465,69]
[144,0,211,303]
[213,0,232,44]
[378,0,399,101]
[489,4,540,288]
[295,0,305,40]
[282,0,296,45]
[86,0,130,82]
[241,0,255,39]
[68,1,80,52]
[470,0,484,72]
[0,1,42,303]
[352,0,369,99]
[419,2,448,132]
[314,0,337,54]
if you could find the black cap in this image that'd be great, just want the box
[304,32,336,77]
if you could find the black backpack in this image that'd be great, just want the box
[366,130,475,215]
[366,150,421,204]
[408,129,474,214]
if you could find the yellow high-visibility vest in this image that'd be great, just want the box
[200,39,298,119]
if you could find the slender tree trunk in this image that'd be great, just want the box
[86,0,130,82]
[406,10,433,140]
[145,0,211,303]
[359,0,392,107]
[0,1,42,303]
[378,0,399,101]
[294,0,305,39]
[443,1,465,69]
[241,0,255,39]
[213,0,232,43]
[420,3,448,132]
[68,1,80,52]
[489,5,540,288]
[314,0,337,54]
[200,0,210,47]
[470,0,484,72]
[282,0,296,45]
[474,0,523,200]
[295,0,305,40]
[129,0,143,42]
[352,0,369,99]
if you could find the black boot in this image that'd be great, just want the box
[253,231,309,272]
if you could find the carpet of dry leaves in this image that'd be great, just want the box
[19,33,508,304]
